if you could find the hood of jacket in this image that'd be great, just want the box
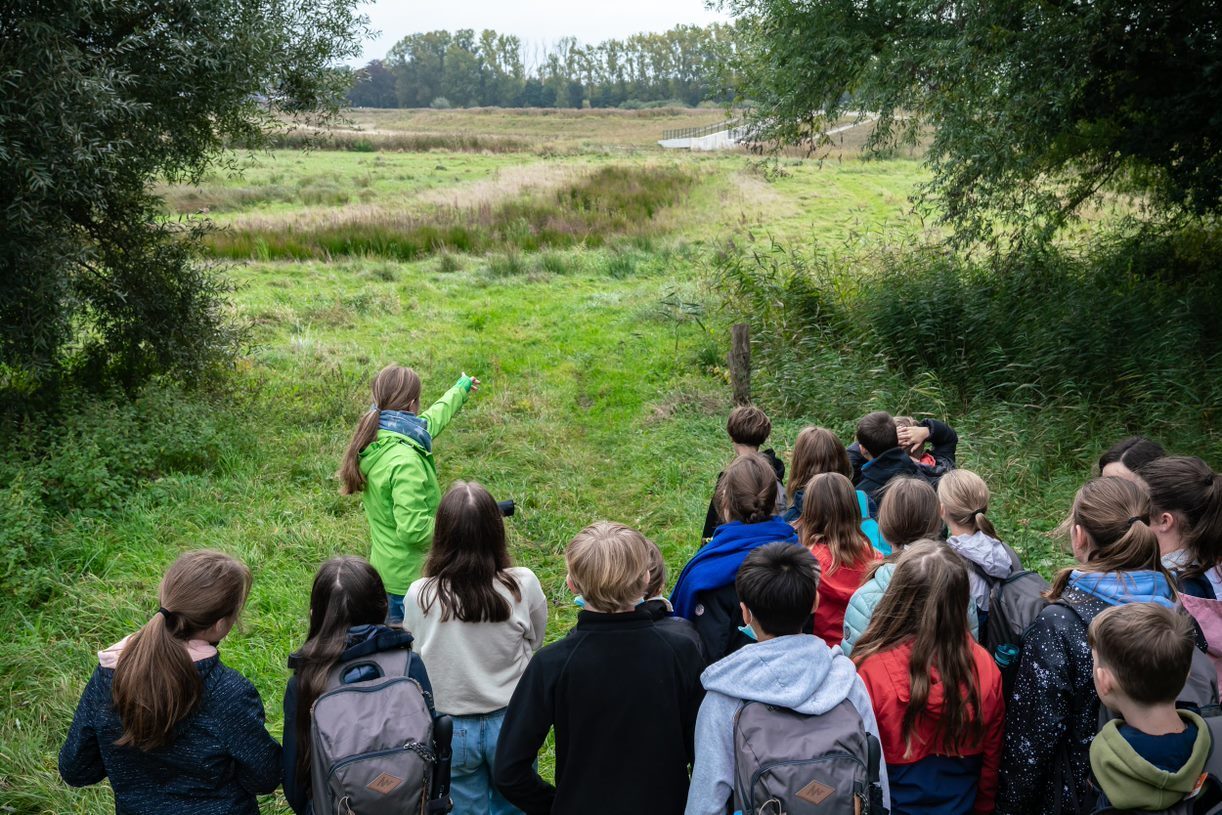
[1068,570,1178,609]
[860,447,920,483]
[359,428,429,474]
[701,634,859,715]
[947,531,1013,579]
[1090,712,1210,810]
[287,624,415,671]
[98,634,217,669]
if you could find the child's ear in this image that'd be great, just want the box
[739,602,753,626]
[565,574,578,595]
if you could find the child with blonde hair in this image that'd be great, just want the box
[495,522,704,815]
[938,469,1021,632]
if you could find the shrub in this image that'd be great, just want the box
[430,96,452,109]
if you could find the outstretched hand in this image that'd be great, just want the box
[463,372,481,393]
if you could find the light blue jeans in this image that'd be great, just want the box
[449,708,522,815]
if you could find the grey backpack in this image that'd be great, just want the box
[310,649,443,815]
[733,697,887,815]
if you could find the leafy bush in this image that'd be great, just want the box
[0,383,239,600]
[430,96,452,109]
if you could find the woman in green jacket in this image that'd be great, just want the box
[339,365,479,624]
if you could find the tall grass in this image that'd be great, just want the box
[262,129,535,154]
[204,165,700,261]
[712,226,1222,429]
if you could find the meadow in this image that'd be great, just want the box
[3,108,1214,813]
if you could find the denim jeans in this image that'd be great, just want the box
[386,593,405,626]
[449,708,523,815]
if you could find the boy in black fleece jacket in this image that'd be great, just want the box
[494,521,705,815]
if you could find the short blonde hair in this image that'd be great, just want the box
[567,521,651,612]
[643,538,666,598]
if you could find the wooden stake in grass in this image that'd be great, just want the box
[730,323,751,405]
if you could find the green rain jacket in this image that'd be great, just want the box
[1090,710,1212,811]
[360,375,472,594]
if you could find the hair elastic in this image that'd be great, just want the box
[1127,515,1148,527]
[157,606,175,620]
[974,507,988,516]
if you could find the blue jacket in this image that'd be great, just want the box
[672,519,799,662]
[59,647,281,815]
[684,634,890,814]
[281,625,435,814]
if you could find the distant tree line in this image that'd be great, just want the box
[347,24,743,109]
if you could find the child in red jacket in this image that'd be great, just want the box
[853,540,1005,815]
[795,472,880,648]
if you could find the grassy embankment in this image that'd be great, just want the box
[5,107,1213,813]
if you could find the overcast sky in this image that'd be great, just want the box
[351,0,732,65]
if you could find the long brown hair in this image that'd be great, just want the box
[788,426,852,499]
[112,550,252,750]
[1048,477,1171,600]
[338,365,422,495]
[419,481,521,622]
[853,540,984,758]
[877,477,942,553]
[292,556,389,789]
[718,452,778,525]
[797,472,873,572]
[937,469,999,540]
[1140,456,1222,576]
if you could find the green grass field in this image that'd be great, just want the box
[0,109,1129,813]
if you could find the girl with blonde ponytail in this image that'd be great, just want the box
[938,469,1021,633]
[998,477,1179,815]
[59,550,280,814]
[338,364,480,624]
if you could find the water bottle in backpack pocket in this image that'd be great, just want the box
[733,697,887,814]
[309,649,450,815]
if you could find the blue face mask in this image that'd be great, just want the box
[738,624,758,641]
[574,596,585,608]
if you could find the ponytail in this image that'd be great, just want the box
[112,551,251,750]
[1048,477,1168,600]
[937,469,999,540]
[293,557,388,790]
[338,365,423,495]
[1141,456,1222,575]
[718,452,778,524]
[338,409,380,495]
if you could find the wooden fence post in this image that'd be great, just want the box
[730,323,751,405]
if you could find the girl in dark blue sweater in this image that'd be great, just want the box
[58,550,281,815]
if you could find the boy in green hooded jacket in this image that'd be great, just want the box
[339,366,479,624]
[1088,602,1222,813]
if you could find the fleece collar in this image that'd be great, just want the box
[98,634,217,669]
[1090,711,1210,810]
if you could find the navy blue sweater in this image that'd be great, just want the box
[59,653,281,815]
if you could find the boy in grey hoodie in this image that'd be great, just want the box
[685,542,890,815]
